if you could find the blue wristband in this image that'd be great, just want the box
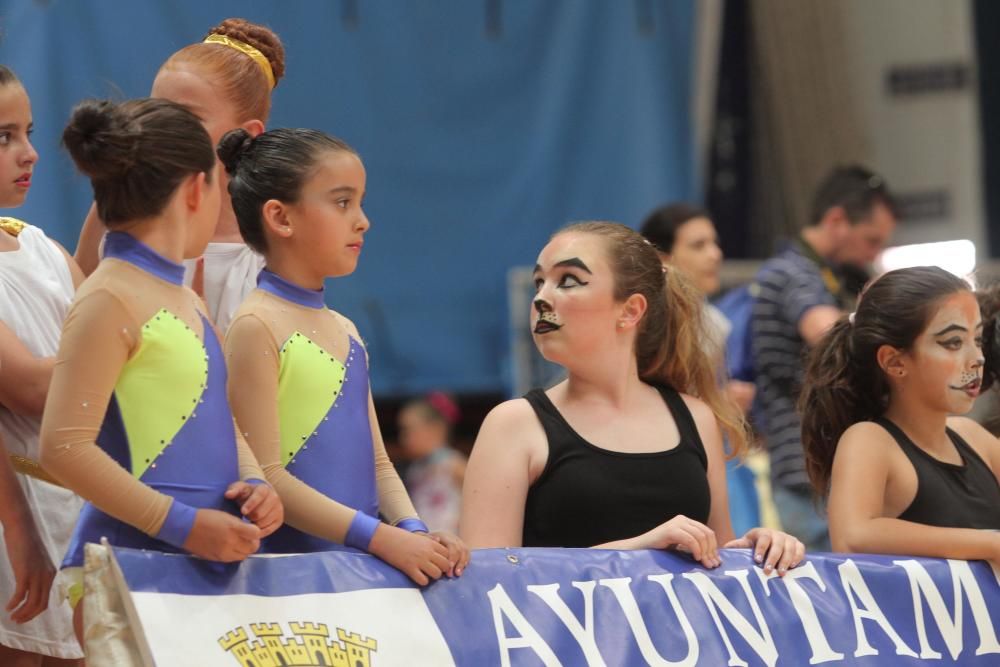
[396,518,429,534]
[244,478,266,486]
[155,499,198,549]
[345,511,381,551]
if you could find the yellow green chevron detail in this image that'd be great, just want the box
[115,309,207,479]
[277,332,345,465]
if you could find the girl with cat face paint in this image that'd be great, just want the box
[462,222,804,576]
[801,266,1000,564]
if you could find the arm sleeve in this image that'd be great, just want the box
[39,289,196,548]
[234,422,266,484]
[780,267,839,326]
[369,393,427,532]
[226,313,380,549]
[337,321,426,532]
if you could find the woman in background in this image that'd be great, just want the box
[640,203,760,534]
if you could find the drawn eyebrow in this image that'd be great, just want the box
[933,324,967,336]
[555,257,592,274]
[532,257,593,276]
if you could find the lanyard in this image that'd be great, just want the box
[794,238,845,305]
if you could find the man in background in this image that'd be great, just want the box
[751,165,897,551]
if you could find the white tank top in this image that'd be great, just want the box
[183,242,265,332]
[0,221,74,459]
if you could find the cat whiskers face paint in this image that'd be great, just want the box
[914,292,985,409]
[533,306,562,335]
[950,369,983,398]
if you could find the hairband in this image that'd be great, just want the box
[203,34,275,89]
[426,391,460,425]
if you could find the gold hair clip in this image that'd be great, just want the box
[203,34,275,89]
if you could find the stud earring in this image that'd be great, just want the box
[617,321,625,329]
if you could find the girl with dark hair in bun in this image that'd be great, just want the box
[801,266,1000,562]
[462,222,804,575]
[74,18,286,331]
[220,127,469,585]
[40,98,283,641]
[0,65,85,667]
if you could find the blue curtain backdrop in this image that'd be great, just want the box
[0,0,696,396]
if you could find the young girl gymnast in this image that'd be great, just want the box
[0,65,85,666]
[75,18,285,330]
[461,222,803,575]
[219,127,469,585]
[39,98,283,630]
[800,266,1000,560]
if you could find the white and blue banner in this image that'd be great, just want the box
[100,545,1000,666]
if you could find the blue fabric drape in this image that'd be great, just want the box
[1,0,696,394]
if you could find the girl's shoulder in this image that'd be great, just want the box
[329,309,365,348]
[842,419,897,439]
[474,396,548,464]
[1,218,60,255]
[837,421,899,456]
[676,391,714,426]
[946,416,1000,466]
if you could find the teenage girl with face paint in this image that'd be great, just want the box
[74,18,284,331]
[462,222,804,574]
[40,97,283,643]
[0,65,85,666]
[800,266,1000,561]
[219,128,470,585]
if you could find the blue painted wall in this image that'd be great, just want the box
[0,0,696,396]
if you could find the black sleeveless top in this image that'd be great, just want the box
[521,385,711,547]
[876,418,1000,530]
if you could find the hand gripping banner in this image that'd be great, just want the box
[83,543,1000,666]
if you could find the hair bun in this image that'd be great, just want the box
[217,128,254,175]
[208,18,286,87]
[62,100,138,180]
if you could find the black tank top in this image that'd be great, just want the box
[876,418,1000,530]
[522,385,711,548]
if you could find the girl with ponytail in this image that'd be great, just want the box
[801,266,1000,561]
[462,222,804,574]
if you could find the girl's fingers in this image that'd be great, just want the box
[762,534,782,574]
[694,520,720,564]
[753,531,773,566]
[422,561,444,581]
[776,539,798,576]
[669,525,705,562]
[6,580,25,612]
[685,519,717,566]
